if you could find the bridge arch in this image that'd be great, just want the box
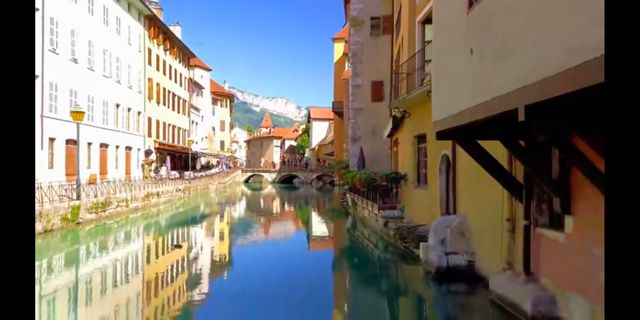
[243,173,269,183]
[310,173,335,186]
[275,173,303,184]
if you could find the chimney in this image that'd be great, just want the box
[146,0,164,21]
[169,22,182,40]
[224,81,229,90]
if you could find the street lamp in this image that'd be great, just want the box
[187,137,194,180]
[70,104,85,200]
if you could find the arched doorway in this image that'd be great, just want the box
[439,153,455,215]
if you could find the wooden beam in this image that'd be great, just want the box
[456,140,524,203]
[500,138,563,199]
[555,139,605,195]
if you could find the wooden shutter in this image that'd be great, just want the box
[382,14,393,35]
[100,143,108,180]
[371,81,384,102]
[65,139,77,182]
[125,147,132,177]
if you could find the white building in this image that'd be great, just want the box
[307,108,333,149]
[189,57,214,154]
[230,126,248,162]
[36,0,151,183]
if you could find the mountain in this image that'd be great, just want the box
[229,87,306,130]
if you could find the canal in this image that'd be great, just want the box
[36,182,520,320]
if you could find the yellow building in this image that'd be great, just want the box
[143,3,196,171]
[213,206,232,265]
[385,0,521,280]
[331,25,348,162]
[142,227,190,320]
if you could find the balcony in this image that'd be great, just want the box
[391,41,433,104]
[332,100,344,116]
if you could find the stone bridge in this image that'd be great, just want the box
[240,168,335,185]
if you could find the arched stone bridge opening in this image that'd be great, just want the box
[241,169,335,186]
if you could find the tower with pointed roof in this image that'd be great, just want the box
[259,112,274,135]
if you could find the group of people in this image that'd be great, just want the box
[280,156,312,170]
[141,158,237,180]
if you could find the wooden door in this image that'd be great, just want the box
[65,139,77,182]
[100,143,109,181]
[439,153,454,215]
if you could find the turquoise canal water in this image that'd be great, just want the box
[36,183,520,320]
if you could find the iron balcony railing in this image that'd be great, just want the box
[391,41,433,102]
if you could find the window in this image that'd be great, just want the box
[49,17,59,52]
[70,29,78,62]
[87,142,92,169]
[162,60,166,76]
[220,140,225,151]
[147,117,152,137]
[115,146,119,169]
[127,64,131,88]
[114,104,120,128]
[156,119,160,139]
[416,134,427,186]
[115,57,121,83]
[147,48,152,66]
[174,70,177,82]
[127,108,131,131]
[127,25,131,45]
[155,83,160,104]
[169,65,172,80]
[69,89,78,111]
[102,5,109,27]
[162,87,166,106]
[102,49,108,75]
[48,138,55,169]
[136,112,141,133]
[162,122,166,141]
[115,16,121,36]
[468,0,482,10]
[87,40,94,69]
[531,144,570,232]
[156,54,160,72]
[48,82,58,114]
[102,100,109,125]
[171,126,175,143]
[219,230,225,242]
[220,120,225,132]
[370,17,382,37]
[147,78,153,100]
[87,95,95,122]
[87,0,94,16]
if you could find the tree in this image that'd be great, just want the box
[296,124,310,156]
[246,124,254,135]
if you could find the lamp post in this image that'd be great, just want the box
[187,137,194,181]
[70,104,86,200]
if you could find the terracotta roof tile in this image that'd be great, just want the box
[189,57,212,71]
[332,26,349,40]
[210,79,233,98]
[308,107,334,120]
[260,113,273,128]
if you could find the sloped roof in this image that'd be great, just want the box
[332,26,349,40]
[260,113,273,128]
[189,57,212,71]
[210,79,234,99]
[308,107,333,120]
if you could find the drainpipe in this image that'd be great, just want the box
[40,0,45,150]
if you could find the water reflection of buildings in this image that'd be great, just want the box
[142,226,190,320]
[36,226,144,320]
[188,204,233,305]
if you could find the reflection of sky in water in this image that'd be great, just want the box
[35,185,518,320]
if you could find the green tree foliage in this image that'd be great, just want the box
[296,125,310,156]
[246,124,254,135]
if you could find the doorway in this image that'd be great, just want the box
[439,153,455,215]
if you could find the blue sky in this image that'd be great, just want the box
[161,0,346,108]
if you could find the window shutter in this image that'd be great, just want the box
[382,14,393,35]
[371,81,384,102]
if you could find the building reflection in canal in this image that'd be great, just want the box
[36,183,519,320]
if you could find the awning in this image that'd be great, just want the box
[154,141,192,155]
